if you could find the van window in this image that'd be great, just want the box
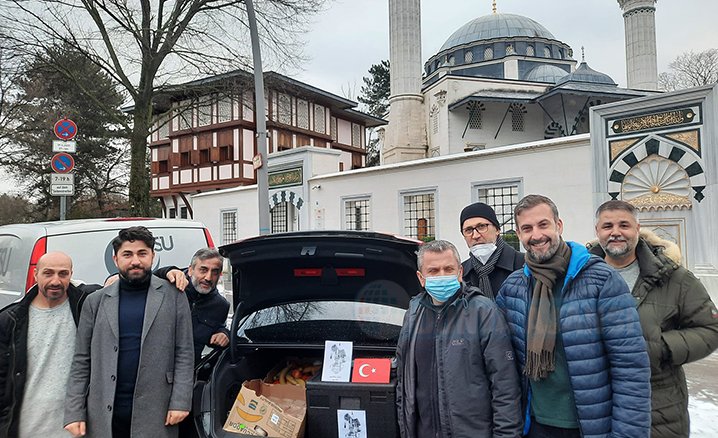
[0,235,29,303]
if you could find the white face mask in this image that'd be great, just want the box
[470,243,497,264]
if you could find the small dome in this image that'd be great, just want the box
[440,13,556,52]
[557,61,616,85]
[524,65,569,84]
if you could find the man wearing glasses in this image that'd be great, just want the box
[460,202,524,300]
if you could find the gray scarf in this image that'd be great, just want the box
[469,236,507,300]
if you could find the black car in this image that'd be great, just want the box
[193,231,422,438]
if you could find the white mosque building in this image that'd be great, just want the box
[191,0,717,300]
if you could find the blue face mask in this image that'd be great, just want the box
[424,275,461,302]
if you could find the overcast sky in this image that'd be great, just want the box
[292,0,718,99]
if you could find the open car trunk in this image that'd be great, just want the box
[196,231,421,438]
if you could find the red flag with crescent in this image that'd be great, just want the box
[351,358,391,384]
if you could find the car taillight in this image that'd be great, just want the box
[335,268,365,277]
[294,268,322,277]
[25,237,47,292]
[204,228,216,248]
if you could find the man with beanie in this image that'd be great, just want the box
[396,240,522,438]
[496,195,651,437]
[459,202,524,300]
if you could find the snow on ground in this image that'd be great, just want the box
[686,351,718,437]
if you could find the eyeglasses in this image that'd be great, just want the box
[462,223,492,236]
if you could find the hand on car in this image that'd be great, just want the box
[166,410,189,425]
[210,332,229,347]
[65,421,86,437]
[167,269,189,291]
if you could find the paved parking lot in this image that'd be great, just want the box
[686,351,718,436]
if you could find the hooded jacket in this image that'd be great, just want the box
[0,282,100,438]
[588,230,718,438]
[396,284,522,438]
[496,242,651,438]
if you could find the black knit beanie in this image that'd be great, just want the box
[460,202,500,229]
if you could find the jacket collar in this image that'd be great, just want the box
[522,241,592,289]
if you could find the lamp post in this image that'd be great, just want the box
[245,0,270,235]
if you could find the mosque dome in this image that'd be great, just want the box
[556,61,616,85]
[524,64,569,84]
[440,13,556,52]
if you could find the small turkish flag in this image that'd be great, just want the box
[351,358,391,384]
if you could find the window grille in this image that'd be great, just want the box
[157,114,169,138]
[544,47,552,58]
[484,47,493,60]
[198,97,212,126]
[330,117,337,141]
[176,103,192,130]
[510,103,526,132]
[296,99,309,130]
[477,184,520,248]
[351,124,361,147]
[278,93,292,125]
[271,202,289,233]
[526,45,535,56]
[403,192,435,240]
[448,55,455,66]
[464,51,474,63]
[467,101,485,130]
[506,44,515,55]
[314,105,326,133]
[218,97,232,123]
[221,210,237,244]
[344,198,370,231]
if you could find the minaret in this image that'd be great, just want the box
[617,0,658,90]
[383,0,427,164]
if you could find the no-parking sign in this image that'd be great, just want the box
[53,118,78,140]
[51,152,75,174]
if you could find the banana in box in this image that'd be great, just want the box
[223,379,306,438]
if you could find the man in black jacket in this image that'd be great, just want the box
[460,202,524,300]
[0,252,101,438]
[396,240,522,438]
[157,248,230,363]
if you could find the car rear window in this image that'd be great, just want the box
[238,301,406,346]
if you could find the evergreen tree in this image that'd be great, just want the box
[2,43,130,219]
[358,60,390,167]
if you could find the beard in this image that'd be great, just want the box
[120,266,152,285]
[602,236,636,258]
[525,236,561,263]
[192,277,215,294]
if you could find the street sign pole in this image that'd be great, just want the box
[60,196,66,220]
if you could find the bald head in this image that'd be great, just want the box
[34,251,73,307]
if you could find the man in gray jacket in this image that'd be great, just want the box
[396,240,522,438]
[64,227,194,438]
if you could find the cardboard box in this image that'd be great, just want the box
[223,379,306,438]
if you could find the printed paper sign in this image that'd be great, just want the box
[351,358,391,384]
[321,340,353,382]
[337,409,366,438]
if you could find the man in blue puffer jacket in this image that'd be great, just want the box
[496,195,650,438]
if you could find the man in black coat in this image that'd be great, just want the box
[157,248,230,363]
[459,202,524,300]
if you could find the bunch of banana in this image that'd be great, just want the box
[272,362,321,387]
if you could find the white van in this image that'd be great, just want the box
[0,218,215,308]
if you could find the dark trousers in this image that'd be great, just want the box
[526,419,581,438]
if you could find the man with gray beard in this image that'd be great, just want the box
[590,199,718,438]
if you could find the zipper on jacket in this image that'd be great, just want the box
[431,311,442,438]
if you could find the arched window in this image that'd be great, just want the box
[510,103,527,132]
[526,45,535,56]
[484,47,493,60]
[506,44,515,55]
[544,46,551,58]
[448,55,455,66]
[464,51,474,63]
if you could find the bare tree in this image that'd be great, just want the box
[1,0,327,215]
[659,48,718,92]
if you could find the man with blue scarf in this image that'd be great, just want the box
[396,240,522,438]
[496,195,651,438]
